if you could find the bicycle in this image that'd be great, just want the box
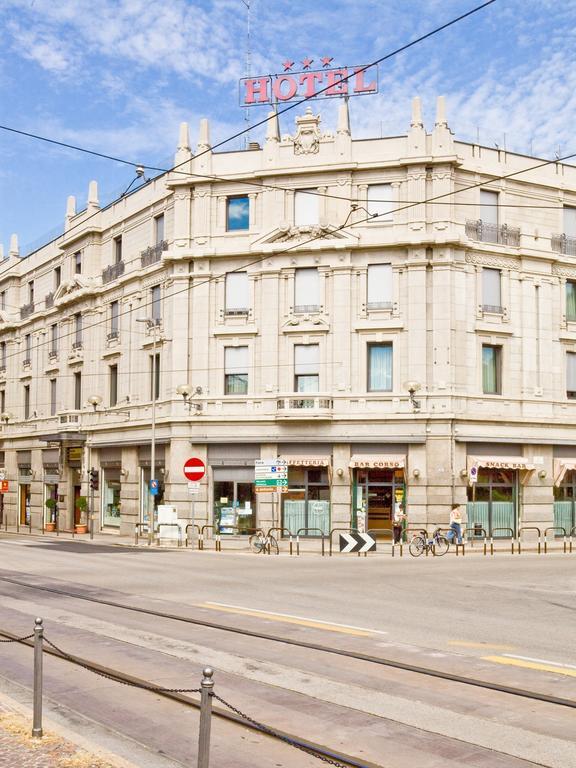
[248,529,279,555]
[408,528,450,557]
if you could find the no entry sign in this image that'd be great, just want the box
[183,457,205,482]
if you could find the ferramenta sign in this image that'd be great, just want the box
[240,58,378,107]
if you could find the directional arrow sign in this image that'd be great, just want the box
[339,532,376,554]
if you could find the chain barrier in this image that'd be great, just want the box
[0,633,35,643]
[42,637,201,695]
[212,693,352,767]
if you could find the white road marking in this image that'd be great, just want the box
[503,654,576,670]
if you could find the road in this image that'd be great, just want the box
[0,534,574,767]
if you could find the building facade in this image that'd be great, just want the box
[2,96,576,541]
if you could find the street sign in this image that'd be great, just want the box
[339,532,376,553]
[150,479,159,496]
[254,459,288,492]
[0,480,8,493]
[187,481,200,495]
[184,457,206,482]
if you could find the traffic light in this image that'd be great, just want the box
[89,468,99,491]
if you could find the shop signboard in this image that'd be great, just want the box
[0,480,8,493]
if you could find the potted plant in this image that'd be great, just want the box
[75,495,88,534]
[44,498,57,532]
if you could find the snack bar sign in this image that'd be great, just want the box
[240,57,378,107]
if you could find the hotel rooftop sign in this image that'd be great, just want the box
[240,57,378,107]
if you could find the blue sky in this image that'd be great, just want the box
[1,0,576,253]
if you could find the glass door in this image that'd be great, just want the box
[214,480,255,534]
[467,468,517,536]
[554,472,576,535]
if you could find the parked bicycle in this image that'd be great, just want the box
[409,528,450,557]
[249,529,279,555]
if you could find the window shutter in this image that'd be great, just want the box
[225,346,248,373]
[367,184,394,220]
[480,190,498,226]
[294,344,319,374]
[225,272,249,311]
[294,268,319,309]
[482,268,501,307]
[294,190,319,226]
[367,264,393,306]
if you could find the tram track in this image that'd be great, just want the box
[0,573,574,711]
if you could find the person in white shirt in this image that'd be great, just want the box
[393,501,406,544]
[449,504,463,544]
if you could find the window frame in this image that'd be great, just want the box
[74,371,82,410]
[154,214,165,244]
[24,384,30,420]
[74,251,82,274]
[294,189,319,227]
[294,343,320,393]
[151,285,161,324]
[113,235,123,264]
[367,184,394,221]
[482,344,502,395]
[294,267,320,314]
[226,195,250,232]
[366,264,393,310]
[50,378,57,416]
[224,346,249,395]
[225,272,250,315]
[567,351,576,399]
[109,364,118,407]
[149,352,160,400]
[367,342,393,392]
[110,301,119,337]
[482,268,502,314]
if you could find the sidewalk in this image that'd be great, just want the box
[0,700,123,768]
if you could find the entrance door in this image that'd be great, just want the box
[467,468,517,536]
[554,472,576,535]
[73,485,82,525]
[19,484,31,526]
[213,480,256,534]
[355,468,405,535]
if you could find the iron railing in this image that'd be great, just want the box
[293,304,321,314]
[107,330,119,341]
[102,261,125,284]
[277,397,333,411]
[465,220,520,246]
[366,301,393,311]
[72,341,83,351]
[141,240,167,268]
[552,233,576,256]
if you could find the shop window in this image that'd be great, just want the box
[567,351,576,399]
[482,268,502,313]
[224,346,248,394]
[294,344,319,393]
[225,272,249,315]
[74,371,82,409]
[480,189,499,226]
[141,466,164,526]
[354,466,405,534]
[564,206,576,237]
[367,343,392,392]
[367,184,394,221]
[567,281,576,322]
[151,285,161,324]
[74,251,82,274]
[149,352,160,400]
[226,196,249,231]
[367,264,393,309]
[23,384,30,420]
[294,189,319,226]
[102,469,121,527]
[213,479,255,534]
[482,344,501,394]
[294,267,319,313]
[50,378,57,416]
[282,467,330,536]
[155,214,165,244]
[109,365,118,407]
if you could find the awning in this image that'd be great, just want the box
[553,458,576,487]
[281,456,331,467]
[467,456,535,485]
[349,455,405,469]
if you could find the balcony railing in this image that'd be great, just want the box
[276,396,333,418]
[72,341,83,351]
[102,261,125,284]
[22,358,31,367]
[45,292,54,309]
[293,304,321,314]
[20,302,35,320]
[48,350,58,361]
[59,413,80,424]
[366,301,393,311]
[224,308,249,317]
[141,240,167,268]
[107,330,119,341]
[552,233,576,256]
[465,220,520,246]
[482,304,504,315]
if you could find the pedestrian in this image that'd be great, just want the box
[449,503,463,545]
[393,501,406,544]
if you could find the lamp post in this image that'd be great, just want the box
[136,318,158,545]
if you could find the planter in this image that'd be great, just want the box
[74,524,88,534]
[45,522,56,532]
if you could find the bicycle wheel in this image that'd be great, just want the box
[267,535,279,555]
[432,535,450,556]
[409,536,425,557]
[249,533,265,554]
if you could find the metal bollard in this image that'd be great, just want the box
[197,667,214,768]
[32,617,43,738]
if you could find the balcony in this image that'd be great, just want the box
[102,261,125,284]
[20,302,35,320]
[59,412,80,424]
[22,358,31,367]
[107,330,119,341]
[552,233,576,256]
[48,350,58,361]
[293,304,321,314]
[465,220,520,247]
[224,308,249,317]
[276,396,333,419]
[72,341,83,351]
[45,292,54,309]
[141,240,167,268]
[481,304,504,315]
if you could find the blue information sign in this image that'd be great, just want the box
[150,479,159,496]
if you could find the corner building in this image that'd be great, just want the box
[2,96,576,542]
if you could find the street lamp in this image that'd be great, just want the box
[87,394,102,411]
[176,383,203,413]
[0,412,13,424]
[136,317,159,545]
[404,381,422,412]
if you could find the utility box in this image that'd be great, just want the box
[157,505,180,541]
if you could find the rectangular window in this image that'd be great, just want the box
[0,341,6,368]
[24,384,30,420]
[149,353,160,400]
[225,272,249,314]
[567,282,576,322]
[50,324,58,354]
[226,196,250,231]
[74,313,82,345]
[74,251,82,274]
[482,344,501,395]
[110,301,119,337]
[564,206,576,238]
[367,343,393,391]
[567,352,576,399]
[109,365,118,407]
[0,291,5,310]
[50,378,57,416]
[114,235,123,263]
[294,344,319,392]
[294,189,319,226]
[28,281,34,305]
[151,285,161,324]
[74,371,82,410]
[24,334,31,363]
[224,346,248,394]
[367,264,393,309]
[480,190,499,226]
[0,389,5,414]
[367,184,394,221]
[294,267,320,313]
[482,268,502,313]
[54,267,61,290]
[154,214,165,244]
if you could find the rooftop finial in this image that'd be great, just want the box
[87,180,99,212]
[66,195,76,219]
[337,99,350,135]
[197,118,211,152]
[435,95,447,127]
[266,109,280,143]
[175,121,192,165]
[9,233,19,258]
[411,96,423,128]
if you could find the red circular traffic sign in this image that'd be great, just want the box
[183,457,206,482]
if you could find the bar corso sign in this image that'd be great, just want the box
[240,57,378,107]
